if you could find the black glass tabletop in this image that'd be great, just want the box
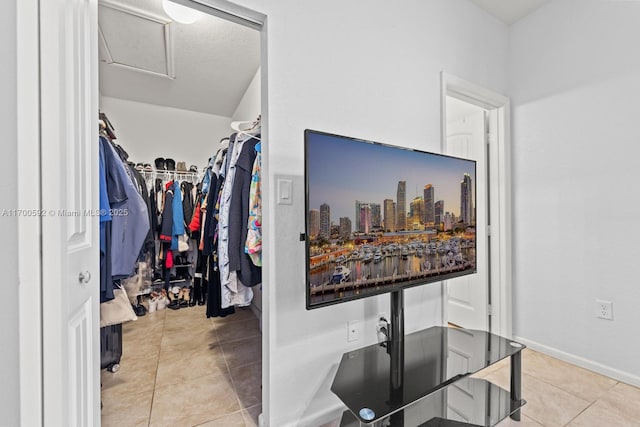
[331,326,525,424]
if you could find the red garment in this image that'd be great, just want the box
[166,250,173,268]
[189,200,201,232]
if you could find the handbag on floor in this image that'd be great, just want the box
[100,285,137,327]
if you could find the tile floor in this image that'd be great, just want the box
[103,310,640,427]
[101,304,262,427]
[322,348,640,427]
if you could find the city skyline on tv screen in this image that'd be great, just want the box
[305,130,478,309]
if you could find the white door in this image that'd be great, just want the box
[445,109,488,331]
[40,0,100,426]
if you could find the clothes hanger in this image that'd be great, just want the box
[230,115,261,141]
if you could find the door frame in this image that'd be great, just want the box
[17,0,43,425]
[440,72,513,338]
[18,1,270,425]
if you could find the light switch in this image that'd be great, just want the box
[277,178,293,205]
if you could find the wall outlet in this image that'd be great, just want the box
[595,299,613,320]
[348,320,362,342]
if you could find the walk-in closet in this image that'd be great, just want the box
[97,1,263,425]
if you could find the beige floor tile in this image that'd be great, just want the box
[495,414,543,426]
[242,404,261,427]
[230,361,262,409]
[217,318,261,344]
[149,372,240,427]
[222,336,262,369]
[101,388,152,427]
[101,354,158,397]
[195,410,246,427]
[492,373,591,427]
[123,315,165,334]
[121,335,163,364]
[522,350,617,402]
[155,342,229,388]
[163,309,209,333]
[595,382,640,420]
[318,419,341,427]
[160,325,218,352]
[567,401,638,426]
[211,306,257,325]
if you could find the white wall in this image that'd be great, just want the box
[509,0,640,384]
[99,96,232,169]
[218,0,509,425]
[232,67,261,122]
[0,0,21,425]
[5,1,510,425]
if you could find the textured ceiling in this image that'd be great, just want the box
[469,0,551,24]
[98,0,547,117]
[98,0,260,117]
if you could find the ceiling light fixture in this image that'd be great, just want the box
[162,0,201,24]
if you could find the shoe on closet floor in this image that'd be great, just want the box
[157,290,169,310]
[148,298,158,313]
[180,287,190,308]
[132,303,146,316]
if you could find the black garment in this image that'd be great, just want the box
[130,167,155,258]
[193,249,206,304]
[149,190,158,237]
[100,219,113,303]
[205,255,234,318]
[181,181,194,232]
[159,187,174,243]
[228,136,261,287]
[154,178,163,232]
[202,174,222,257]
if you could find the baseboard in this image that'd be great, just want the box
[514,335,640,388]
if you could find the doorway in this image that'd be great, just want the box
[98,1,264,425]
[26,0,269,426]
[441,73,513,337]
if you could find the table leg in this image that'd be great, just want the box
[510,351,522,421]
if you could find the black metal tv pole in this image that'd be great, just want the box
[389,289,405,425]
[390,289,404,346]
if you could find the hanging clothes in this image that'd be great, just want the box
[159,181,174,243]
[245,142,262,267]
[171,180,185,251]
[228,134,261,287]
[218,133,253,308]
[181,181,195,232]
[100,136,150,278]
[99,138,114,303]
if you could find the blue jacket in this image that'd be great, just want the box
[171,180,185,250]
[101,137,150,277]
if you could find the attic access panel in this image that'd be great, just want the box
[99,1,175,78]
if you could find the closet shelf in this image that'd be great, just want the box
[152,278,192,285]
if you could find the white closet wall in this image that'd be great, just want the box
[100,96,232,168]
[232,67,261,122]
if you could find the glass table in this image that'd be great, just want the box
[331,326,526,426]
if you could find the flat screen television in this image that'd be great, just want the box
[305,129,477,309]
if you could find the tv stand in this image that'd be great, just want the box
[331,290,525,426]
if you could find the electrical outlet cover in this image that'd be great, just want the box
[595,299,613,320]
